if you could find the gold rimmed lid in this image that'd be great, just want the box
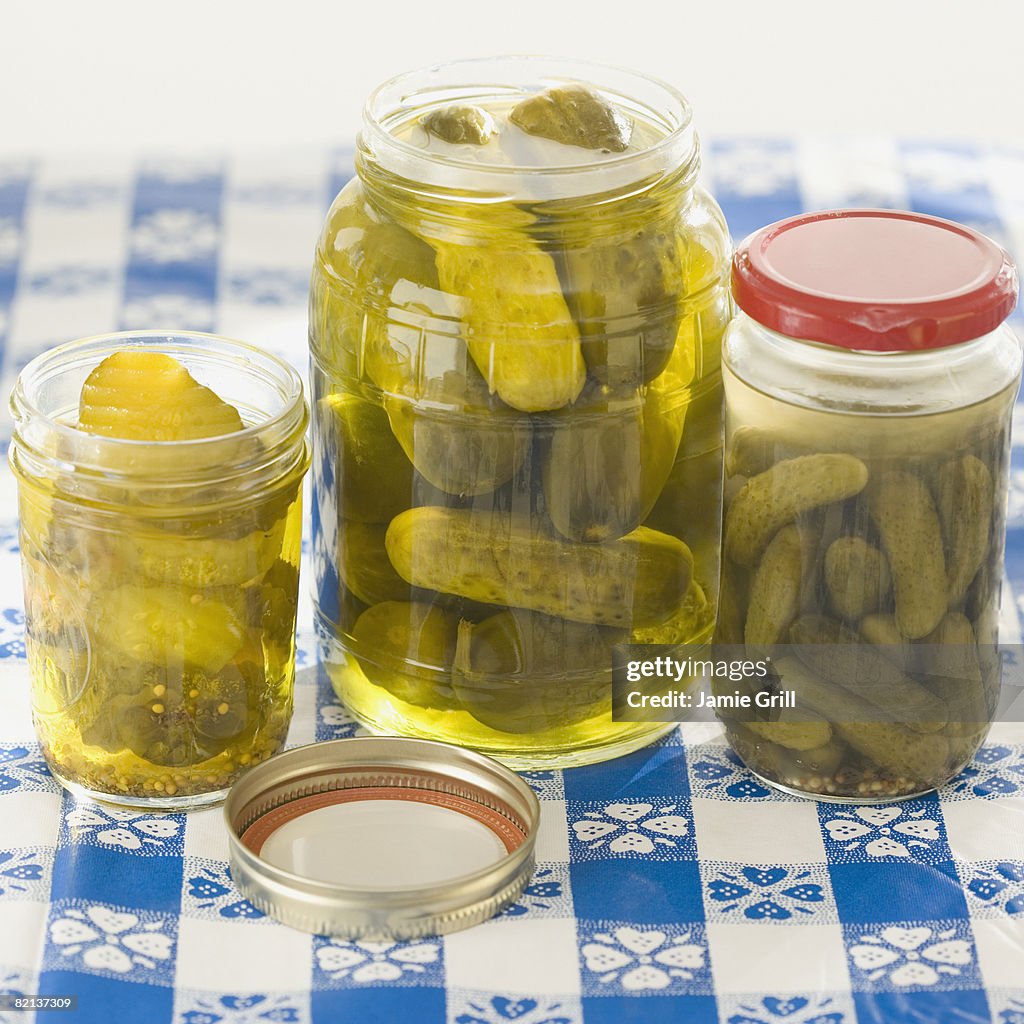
[224,737,540,939]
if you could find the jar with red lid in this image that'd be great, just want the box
[718,209,1021,801]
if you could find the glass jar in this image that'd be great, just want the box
[718,210,1021,801]
[309,57,731,767]
[9,332,310,809]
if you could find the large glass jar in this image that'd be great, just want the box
[9,332,310,809]
[718,210,1021,801]
[309,57,731,767]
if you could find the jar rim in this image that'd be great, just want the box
[11,329,303,450]
[360,55,697,199]
[9,331,309,489]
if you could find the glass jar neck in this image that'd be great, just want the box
[356,56,700,212]
[723,312,1024,417]
[9,331,309,514]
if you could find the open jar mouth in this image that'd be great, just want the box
[360,55,699,200]
[9,331,309,496]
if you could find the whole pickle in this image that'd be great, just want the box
[451,609,618,732]
[422,104,496,145]
[789,614,947,732]
[630,580,713,644]
[934,455,994,607]
[382,374,528,497]
[746,716,833,752]
[866,470,947,638]
[542,381,683,543]
[745,524,806,652]
[916,612,990,736]
[558,217,684,388]
[726,427,788,479]
[385,506,692,628]
[824,536,892,622]
[724,454,869,567]
[338,520,409,607]
[509,84,632,152]
[404,197,585,414]
[351,601,460,709]
[775,656,950,783]
[859,613,912,670]
[319,393,413,523]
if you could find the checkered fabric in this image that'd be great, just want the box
[0,141,1023,1024]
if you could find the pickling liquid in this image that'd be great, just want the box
[20,466,304,807]
[311,82,731,766]
[717,372,1014,800]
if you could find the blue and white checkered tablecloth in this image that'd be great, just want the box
[1,140,1024,1024]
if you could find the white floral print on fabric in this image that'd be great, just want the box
[846,924,977,991]
[580,925,708,994]
[704,863,834,922]
[64,803,183,854]
[120,293,214,332]
[48,904,175,979]
[313,939,441,987]
[175,991,308,1024]
[570,801,690,858]
[450,993,579,1024]
[945,743,1024,800]
[821,805,943,860]
[131,209,217,262]
[717,992,850,1024]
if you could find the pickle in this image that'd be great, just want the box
[917,613,990,735]
[432,234,586,413]
[726,427,786,479]
[745,524,805,651]
[824,536,892,622]
[78,350,243,441]
[934,455,993,607]
[542,382,683,543]
[630,580,712,644]
[558,218,684,388]
[312,184,444,374]
[351,601,459,709]
[385,507,692,628]
[422,104,496,145]
[319,393,413,523]
[104,662,253,767]
[746,717,833,752]
[124,519,285,588]
[859,613,912,669]
[724,454,869,567]
[715,562,749,644]
[866,470,947,638]
[95,586,245,676]
[776,657,950,783]
[452,609,617,732]
[510,84,632,152]
[338,520,409,607]
[383,375,527,497]
[789,615,947,732]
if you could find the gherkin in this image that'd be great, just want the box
[452,609,619,732]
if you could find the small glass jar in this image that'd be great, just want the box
[9,332,310,809]
[309,57,731,767]
[718,210,1021,801]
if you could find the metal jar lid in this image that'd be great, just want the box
[224,737,540,939]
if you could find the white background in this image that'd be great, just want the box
[2,0,1022,156]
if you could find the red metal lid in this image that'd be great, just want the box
[732,209,1018,351]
